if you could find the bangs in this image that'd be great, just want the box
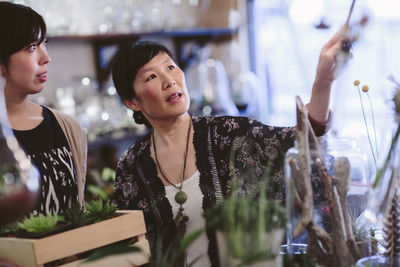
[0,2,47,65]
[112,40,177,102]
[14,9,47,50]
[131,42,177,71]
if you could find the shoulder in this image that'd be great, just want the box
[47,107,80,127]
[202,115,265,134]
[199,115,295,138]
[117,134,151,168]
[192,115,256,128]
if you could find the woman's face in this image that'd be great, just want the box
[127,52,190,122]
[1,40,50,96]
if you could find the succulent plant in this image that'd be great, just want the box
[85,199,117,224]
[17,214,64,234]
[62,203,87,228]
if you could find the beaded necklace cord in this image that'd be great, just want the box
[152,118,192,232]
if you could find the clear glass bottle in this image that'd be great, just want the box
[0,82,40,226]
[284,135,373,262]
[356,126,400,263]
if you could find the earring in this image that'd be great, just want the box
[134,111,144,121]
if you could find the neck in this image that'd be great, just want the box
[152,114,193,187]
[6,98,38,119]
[4,87,42,130]
[152,113,192,147]
[4,84,30,115]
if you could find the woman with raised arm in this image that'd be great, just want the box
[111,27,347,266]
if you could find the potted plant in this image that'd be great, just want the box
[0,199,149,267]
[205,183,286,267]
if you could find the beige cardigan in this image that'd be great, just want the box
[49,108,87,207]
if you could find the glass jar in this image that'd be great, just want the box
[284,135,373,263]
[356,255,400,267]
[327,137,373,219]
[356,128,400,260]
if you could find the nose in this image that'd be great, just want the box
[39,44,51,65]
[163,75,176,90]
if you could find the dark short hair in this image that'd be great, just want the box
[111,40,177,127]
[0,2,47,67]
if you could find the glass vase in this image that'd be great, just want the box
[284,135,373,264]
[356,124,400,262]
[0,80,40,226]
[356,255,400,267]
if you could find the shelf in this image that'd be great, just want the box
[49,27,239,90]
[48,27,238,41]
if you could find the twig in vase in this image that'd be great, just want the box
[292,96,360,266]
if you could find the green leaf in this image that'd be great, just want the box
[17,214,64,233]
[85,199,117,224]
[87,185,109,200]
[62,203,87,228]
[178,229,204,256]
[204,179,286,264]
[101,167,116,182]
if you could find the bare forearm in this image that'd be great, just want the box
[307,25,348,123]
[308,78,332,123]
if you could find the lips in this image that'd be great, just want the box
[37,72,47,82]
[166,92,182,102]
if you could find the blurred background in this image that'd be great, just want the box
[4,0,399,200]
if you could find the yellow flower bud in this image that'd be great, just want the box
[353,80,360,86]
[362,85,369,92]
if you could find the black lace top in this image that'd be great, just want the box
[112,115,326,266]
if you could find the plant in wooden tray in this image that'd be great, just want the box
[0,221,19,236]
[205,181,286,266]
[17,214,65,236]
[85,198,117,224]
[0,199,119,239]
[62,202,87,228]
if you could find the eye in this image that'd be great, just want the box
[168,65,175,70]
[145,74,156,82]
[26,43,37,52]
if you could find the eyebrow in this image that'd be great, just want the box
[138,57,173,76]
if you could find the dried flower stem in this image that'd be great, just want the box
[366,92,379,159]
[357,85,377,169]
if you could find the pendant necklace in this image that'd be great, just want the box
[152,118,192,233]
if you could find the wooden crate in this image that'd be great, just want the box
[0,210,150,267]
